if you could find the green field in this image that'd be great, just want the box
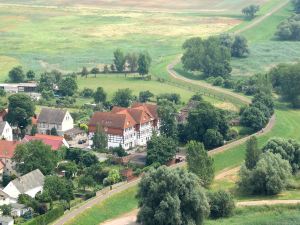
[0,2,243,82]
[205,205,300,225]
[67,186,138,225]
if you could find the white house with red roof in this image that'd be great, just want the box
[0,140,21,174]
[88,103,160,150]
[22,134,69,150]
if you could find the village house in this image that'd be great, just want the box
[22,134,69,150]
[0,216,14,225]
[0,83,37,93]
[88,103,160,150]
[37,108,74,136]
[0,121,13,141]
[0,190,10,206]
[0,141,21,175]
[3,169,44,203]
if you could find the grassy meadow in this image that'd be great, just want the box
[0,2,242,82]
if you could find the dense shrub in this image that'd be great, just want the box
[238,152,292,195]
[263,138,300,173]
[23,205,64,225]
[208,190,235,219]
[276,14,300,41]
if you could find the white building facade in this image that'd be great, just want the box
[37,108,74,136]
[89,104,160,150]
[0,122,13,141]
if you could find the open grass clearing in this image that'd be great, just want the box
[0,0,269,13]
[77,74,228,107]
[0,3,240,78]
[205,205,300,225]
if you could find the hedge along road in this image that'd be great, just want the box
[53,1,290,224]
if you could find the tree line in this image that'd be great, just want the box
[81,49,152,78]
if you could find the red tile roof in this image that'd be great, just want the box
[89,103,159,134]
[0,140,21,159]
[23,134,65,150]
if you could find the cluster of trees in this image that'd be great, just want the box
[137,166,235,225]
[238,136,300,195]
[81,49,152,77]
[270,62,300,108]
[6,93,35,134]
[242,5,260,20]
[8,66,35,83]
[181,34,249,78]
[276,14,300,41]
[240,92,274,131]
[180,100,229,149]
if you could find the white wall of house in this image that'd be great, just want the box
[11,207,30,217]
[3,183,20,200]
[25,186,43,198]
[0,217,14,225]
[0,196,10,206]
[0,122,13,141]
[61,112,74,132]
[37,111,74,136]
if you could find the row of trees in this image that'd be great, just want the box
[181,34,249,78]
[240,92,274,131]
[239,136,300,195]
[81,49,152,77]
[8,66,35,83]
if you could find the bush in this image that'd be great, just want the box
[208,190,235,219]
[226,129,239,140]
[276,14,300,41]
[23,205,64,225]
[203,129,224,149]
[213,76,224,86]
[238,152,292,195]
[84,191,96,200]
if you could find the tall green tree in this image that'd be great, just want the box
[238,152,292,195]
[113,49,126,73]
[270,63,300,108]
[139,90,154,103]
[112,88,135,107]
[6,93,35,131]
[8,66,25,83]
[137,166,209,225]
[242,5,260,20]
[26,70,35,80]
[231,35,249,58]
[182,36,232,78]
[13,141,58,175]
[93,87,107,104]
[245,136,261,170]
[137,52,152,76]
[92,126,108,151]
[59,77,78,96]
[186,141,214,187]
[263,137,300,173]
[157,100,177,138]
[81,67,89,78]
[147,135,177,165]
[90,67,100,78]
[126,53,138,72]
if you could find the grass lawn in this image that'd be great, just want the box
[205,205,300,225]
[231,2,300,78]
[77,74,224,105]
[66,186,138,225]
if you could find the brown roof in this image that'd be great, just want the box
[89,103,159,134]
[0,109,8,122]
[37,108,67,124]
[0,140,21,159]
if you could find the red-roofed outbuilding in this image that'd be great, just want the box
[22,134,69,150]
